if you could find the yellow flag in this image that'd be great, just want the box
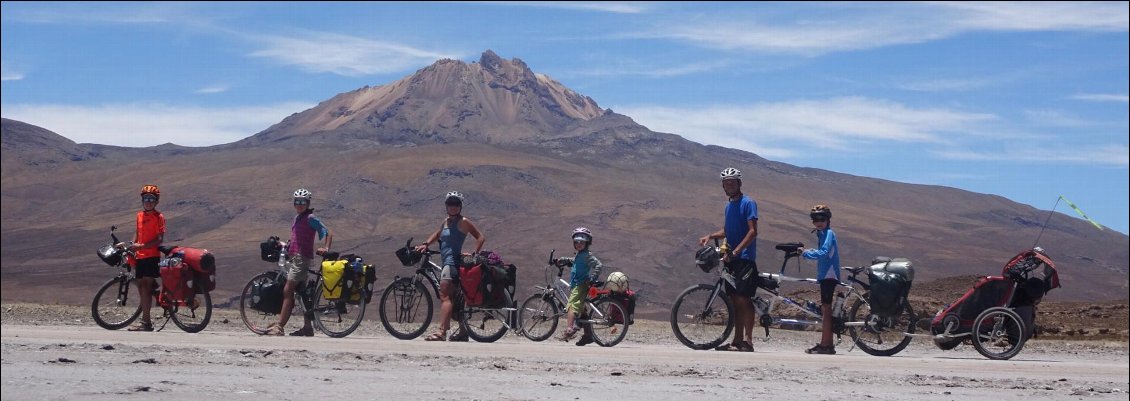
[1060,196,1104,231]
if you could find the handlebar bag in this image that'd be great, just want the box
[260,240,281,262]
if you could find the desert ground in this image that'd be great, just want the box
[1,303,1126,401]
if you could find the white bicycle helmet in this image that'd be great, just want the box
[445,191,465,205]
[572,227,593,244]
[720,167,742,181]
[293,188,313,200]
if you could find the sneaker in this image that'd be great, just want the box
[575,335,594,346]
[127,321,153,332]
[805,344,836,355]
[448,328,469,342]
[289,327,315,337]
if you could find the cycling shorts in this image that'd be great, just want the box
[135,257,160,279]
[819,278,838,304]
[723,258,758,297]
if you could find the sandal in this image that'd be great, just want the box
[557,327,578,341]
[264,324,284,336]
[127,321,154,332]
[424,330,447,341]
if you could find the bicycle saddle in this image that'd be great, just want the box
[775,242,804,253]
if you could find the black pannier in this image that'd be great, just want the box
[250,275,284,314]
[867,257,914,317]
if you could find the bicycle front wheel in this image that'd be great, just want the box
[239,271,282,334]
[171,290,213,333]
[518,293,560,341]
[312,276,367,338]
[91,276,142,330]
[589,297,628,347]
[462,292,513,343]
[848,294,915,357]
[670,283,734,350]
[378,278,434,340]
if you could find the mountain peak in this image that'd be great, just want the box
[479,49,505,70]
[243,50,609,147]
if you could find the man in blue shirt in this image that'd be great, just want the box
[699,167,759,352]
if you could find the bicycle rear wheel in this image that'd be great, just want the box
[312,276,367,338]
[239,272,282,334]
[462,292,513,343]
[378,278,434,340]
[91,276,142,330]
[670,283,734,350]
[518,293,559,341]
[588,297,629,347]
[847,294,915,356]
[171,290,213,333]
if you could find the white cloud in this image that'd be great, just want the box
[651,2,1128,56]
[248,31,459,77]
[932,144,1129,167]
[194,85,230,94]
[1023,109,1105,128]
[0,102,313,147]
[4,2,188,25]
[896,77,997,92]
[1,61,25,81]
[1071,93,1130,103]
[617,97,995,156]
[940,1,1129,32]
[568,59,734,78]
[472,1,649,14]
[619,97,1128,167]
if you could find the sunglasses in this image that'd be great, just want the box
[142,196,158,202]
[293,199,309,206]
[811,218,828,223]
[445,202,462,207]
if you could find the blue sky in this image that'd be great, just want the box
[2,2,1127,234]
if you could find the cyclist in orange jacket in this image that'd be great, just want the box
[122,184,166,332]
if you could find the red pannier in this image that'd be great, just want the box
[159,259,195,303]
[459,264,487,306]
[170,247,216,292]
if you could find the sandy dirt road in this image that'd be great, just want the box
[2,319,1127,401]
